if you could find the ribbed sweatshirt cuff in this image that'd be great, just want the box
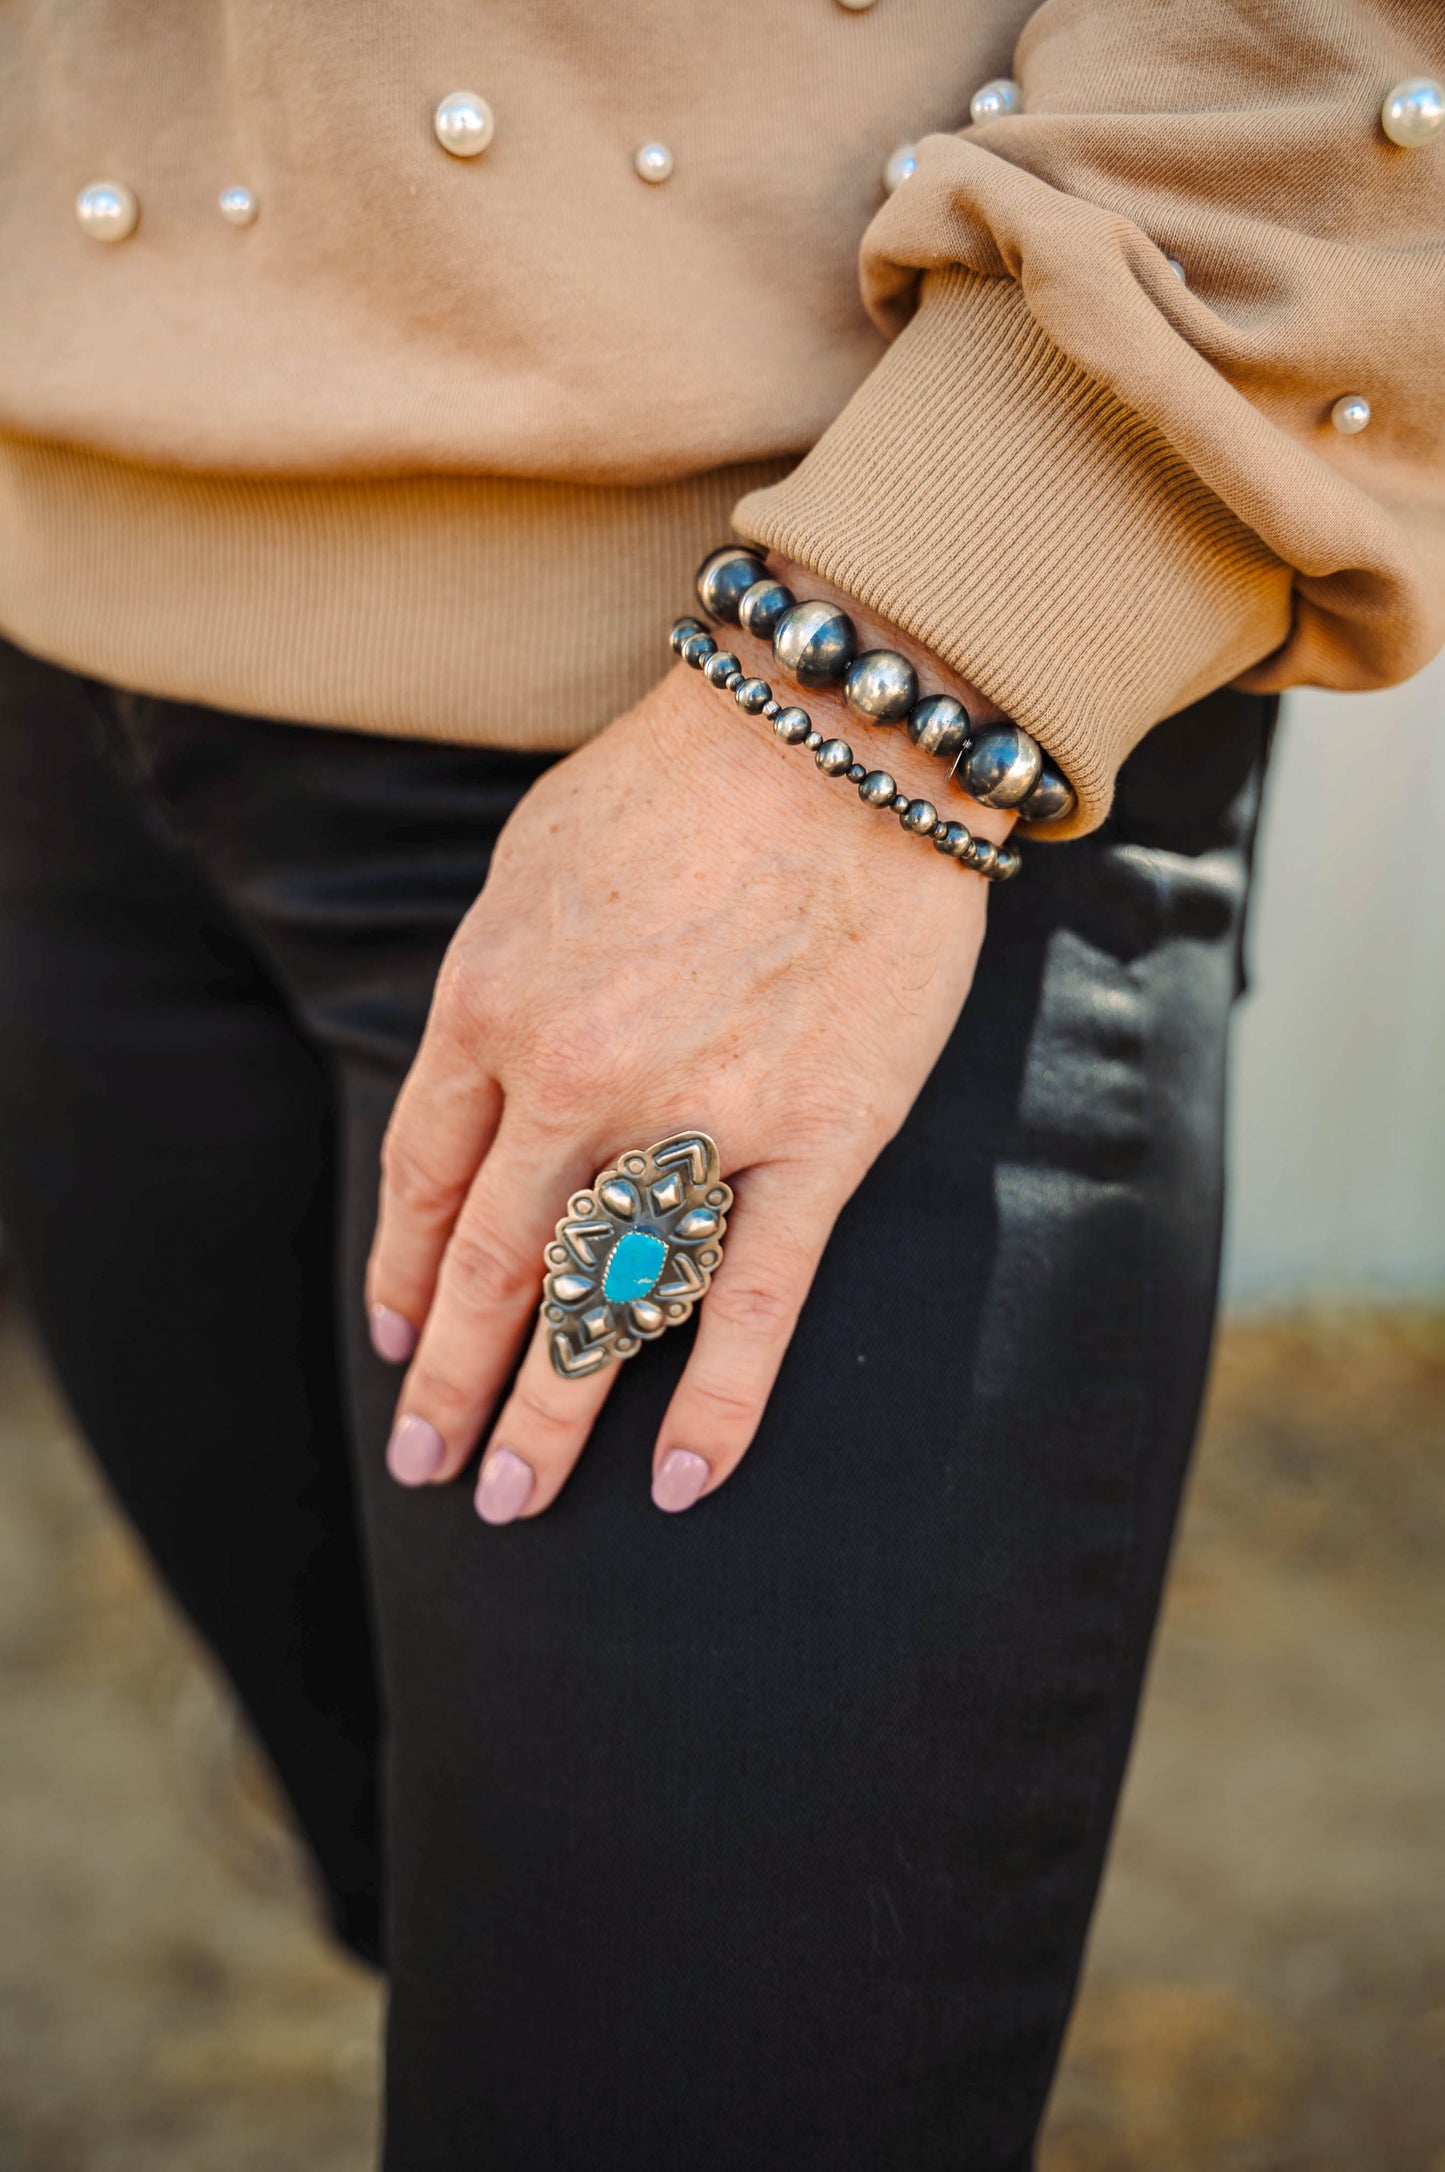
[732,266,1290,838]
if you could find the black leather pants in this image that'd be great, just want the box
[0,633,1271,2171]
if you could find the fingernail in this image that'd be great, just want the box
[475,1446,535,1526]
[386,1414,445,1487]
[652,1448,711,1514]
[369,1303,418,1364]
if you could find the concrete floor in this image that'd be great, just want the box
[0,1298,1440,2171]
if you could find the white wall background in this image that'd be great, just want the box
[1222,655,1445,1307]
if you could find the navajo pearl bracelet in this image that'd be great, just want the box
[690,543,1077,829]
[670,611,1022,883]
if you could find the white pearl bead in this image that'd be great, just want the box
[633,142,674,184]
[1381,77,1445,149]
[1330,394,1371,435]
[970,77,1023,125]
[881,142,917,194]
[433,91,494,158]
[836,0,878,9]
[75,180,138,243]
[218,185,258,227]
[1167,256,1187,282]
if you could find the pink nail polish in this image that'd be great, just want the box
[652,1448,711,1514]
[475,1446,535,1526]
[386,1414,445,1487]
[369,1303,418,1364]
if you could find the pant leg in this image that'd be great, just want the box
[0,638,383,1960]
[118,674,1271,2170]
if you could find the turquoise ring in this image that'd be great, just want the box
[541,1132,732,1378]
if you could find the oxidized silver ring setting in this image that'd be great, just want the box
[542,1132,732,1377]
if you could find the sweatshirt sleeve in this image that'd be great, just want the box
[731,1,1445,838]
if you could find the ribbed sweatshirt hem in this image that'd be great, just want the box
[0,437,786,747]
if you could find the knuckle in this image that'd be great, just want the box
[704,1273,797,1338]
[404,1360,478,1427]
[527,1010,629,1114]
[444,1225,535,1313]
[680,1371,759,1433]
[379,1128,462,1228]
[433,945,497,1044]
[506,1382,582,1450]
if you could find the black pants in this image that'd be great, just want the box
[0,634,1270,2170]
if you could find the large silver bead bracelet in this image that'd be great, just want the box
[672,545,1080,879]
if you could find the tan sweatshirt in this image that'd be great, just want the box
[0,1,1441,836]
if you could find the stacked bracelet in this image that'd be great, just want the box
[670,610,1023,882]
[685,543,1077,829]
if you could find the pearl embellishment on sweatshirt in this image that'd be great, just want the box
[634,142,674,184]
[1380,79,1445,149]
[1330,395,1371,435]
[218,186,258,227]
[433,92,495,157]
[76,180,139,242]
[882,143,917,193]
[970,78,1022,125]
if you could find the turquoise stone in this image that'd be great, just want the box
[602,1228,667,1304]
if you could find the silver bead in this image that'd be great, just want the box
[992,844,1023,882]
[882,143,917,194]
[843,648,918,722]
[734,678,773,714]
[681,632,717,669]
[815,739,854,775]
[1381,78,1445,149]
[696,545,769,624]
[739,579,796,641]
[1018,758,1076,825]
[773,708,812,744]
[934,820,974,858]
[218,185,258,227]
[772,600,857,688]
[762,699,781,719]
[670,616,705,654]
[1331,394,1371,435]
[804,731,824,751]
[891,792,910,813]
[960,723,1043,807]
[858,770,898,807]
[634,142,674,184]
[970,77,1022,125]
[702,651,741,687]
[75,180,138,242]
[724,670,744,689]
[906,694,970,757]
[971,838,1001,878]
[846,763,867,783]
[433,91,495,158]
[901,798,937,834]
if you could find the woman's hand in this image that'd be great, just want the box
[365,608,1012,1522]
